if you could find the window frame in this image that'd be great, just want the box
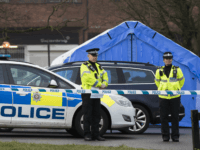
[6,64,56,88]
[51,66,80,84]
[55,77,75,89]
[104,66,156,85]
[0,64,10,84]
[103,67,121,84]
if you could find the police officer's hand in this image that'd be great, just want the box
[100,84,106,89]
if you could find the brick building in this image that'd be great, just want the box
[0,0,124,66]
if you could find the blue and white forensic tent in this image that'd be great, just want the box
[52,21,200,127]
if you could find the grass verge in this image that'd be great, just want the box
[0,141,156,150]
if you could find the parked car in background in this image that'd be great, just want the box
[48,61,185,134]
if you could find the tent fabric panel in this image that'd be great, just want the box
[196,79,200,112]
[132,34,137,62]
[108,22,130,39]
[98,35,131,61]
[128,21,156,39]
[134,26,200,80]
[135,39,158,64]
[172,61,196,127]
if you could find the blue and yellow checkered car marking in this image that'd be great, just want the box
[31,87,66,107]
[31,92,63,107]
[101,95,115,107]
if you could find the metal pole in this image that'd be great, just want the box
[191,110,200,150]
[48,43,50,67]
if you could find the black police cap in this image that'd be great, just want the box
[163,52,173,59]
[86,48,99,56]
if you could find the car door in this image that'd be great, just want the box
[117,67,159,108]
[0,64,13,124]
[6,64,67,126]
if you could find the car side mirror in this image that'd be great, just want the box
[48,79,58,88]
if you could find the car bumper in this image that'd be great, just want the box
[105,103,135,129]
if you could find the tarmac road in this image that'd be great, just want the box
[0,127,193,150]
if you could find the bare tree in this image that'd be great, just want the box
[110,0,200,56]
[0,0,87,43]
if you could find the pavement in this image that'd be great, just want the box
[0,127,194,150]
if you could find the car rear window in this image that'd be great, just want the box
[122,68,154,83]
[104,68,118,84]
[54,67,79,83]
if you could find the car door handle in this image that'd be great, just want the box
[67,97,74,100]
[16,91,29,96]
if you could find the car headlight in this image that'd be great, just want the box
[109,95,132,107]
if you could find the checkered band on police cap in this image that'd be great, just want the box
[86,48,99,55]
[163,52,173,58]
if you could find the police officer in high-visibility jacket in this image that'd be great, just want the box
[155,52,185,142]
[80,48,108,141]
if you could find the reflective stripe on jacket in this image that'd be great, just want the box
[154,65,185,99]
[80,61,109,90]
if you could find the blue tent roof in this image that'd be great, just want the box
[52,21,200,127]
[59,21,200,81]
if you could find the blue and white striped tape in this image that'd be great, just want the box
[1,88,200,95]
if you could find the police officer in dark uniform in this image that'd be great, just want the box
[80,48,108,141]
[155,52,185,142]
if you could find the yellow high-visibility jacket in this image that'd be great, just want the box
[154,65,185,99]
[80,61,108,90]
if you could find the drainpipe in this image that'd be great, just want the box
[83,0,89,42]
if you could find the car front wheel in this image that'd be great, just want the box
[120,104,150,134]
[74,109,109,137]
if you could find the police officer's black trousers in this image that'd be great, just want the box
[81,93,101,138]
[159,97,180,139]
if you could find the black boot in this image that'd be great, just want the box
[84,135,92,141]
[163,136,169,142]
[172,136,179,142]
[95,136,105,141]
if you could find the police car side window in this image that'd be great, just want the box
[122,69,154,83]
[104,68,118,84]
[9,65,52,87]
[0,65,4,84]
[56,78,74,89]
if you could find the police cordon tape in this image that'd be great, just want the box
[0,87,200,96]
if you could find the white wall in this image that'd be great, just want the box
[25,44,78,67]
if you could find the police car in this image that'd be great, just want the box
[0,55,135,137]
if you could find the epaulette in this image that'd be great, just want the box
[157,66,163,69]
[83,61,89,65]
[96,62,103,70]
[174,66,179,68]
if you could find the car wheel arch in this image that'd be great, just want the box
[71,105,111,129]
[131,102,153,123]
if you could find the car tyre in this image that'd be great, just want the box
[74,109,109,137]
[66,128,82,138]
[0,128,13,132]
[120,104,150,134]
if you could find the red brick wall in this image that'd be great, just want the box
[0,0,126,44]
